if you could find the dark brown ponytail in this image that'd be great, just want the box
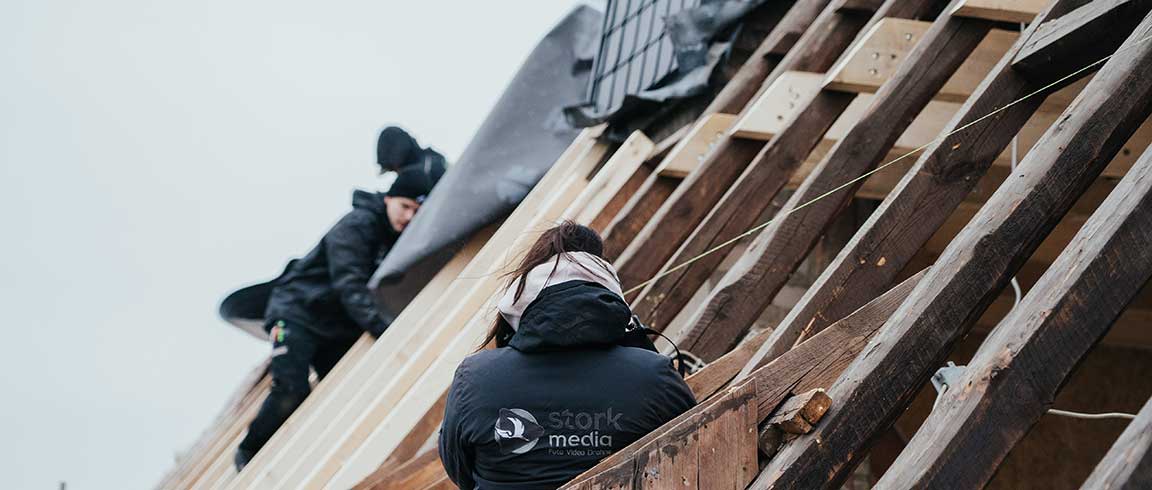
[477,220,606,349]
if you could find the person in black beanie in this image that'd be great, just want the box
[234,127,446,471]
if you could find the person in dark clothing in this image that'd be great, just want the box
[234,127,446,471]
[439,221,697,490]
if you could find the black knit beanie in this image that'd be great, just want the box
[377,126,421,172]
[386,159,446,203]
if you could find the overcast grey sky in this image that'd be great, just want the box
[0,1,596,487]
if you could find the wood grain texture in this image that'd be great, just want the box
[752,12,1152,489]
[610,0,880,291]
[952,0,1047,23]
[735,0,1139,378]
[876,136,1152,490]
[675,4,992,362]
[562,271,923,489]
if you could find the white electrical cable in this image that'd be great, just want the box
[1047,409,1137,420]
[1008,136,1023,310]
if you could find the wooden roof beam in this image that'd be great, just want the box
[606,0,906,279]
[560,271,925,489]
[877,138,1152,489]
[599,0,832,261]
[671,1,993,362]
[1013,0,1152,80]
[749,11,1152,488]
[735,0,1146,378]
[1080,395,1152,489]
[626,0,947,331]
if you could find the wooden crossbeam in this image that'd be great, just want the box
[599,0,831,261]
[876,135,1152,490]
[750,12,1152,488]
[1013,0,1152,79]
[768,389,833,434]
[1080,395,1152,489]
[561,270,924,489]
[735,0,1148,378]
[625,0,935,330]
[672,1,992,362]
[654,114,737,178]
[825,18,1017,102]
[607,0,880,284]
[951,0,1046,23]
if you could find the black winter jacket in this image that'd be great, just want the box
[439,281,697,490]
[264,190,399,339]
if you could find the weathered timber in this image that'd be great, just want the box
[1080,395,1152,490]
[561,270,924,489]
[769,389,833,435]
[1013,0,1152,80]
[876,135,1152,490]
[631,90,855,331]
[736,0,1146,377]
[685,328,773,402]
[600,0,830,261]
[752,13,1152,488]
[609,0,882,288]
[675,0,990,362]
[626,0,944,329]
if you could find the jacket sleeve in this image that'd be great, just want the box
[326,210,391,337]
[440,361,478,490]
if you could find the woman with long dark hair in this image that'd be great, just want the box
[439,221,696,489]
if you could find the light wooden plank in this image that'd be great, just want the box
[227,128,609,490]
[655,114,738,178]
[952,0,1047,23]
[825,18,1019,102]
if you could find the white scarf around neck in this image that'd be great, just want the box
[497,251,624,331]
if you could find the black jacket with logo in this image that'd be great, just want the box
[439,281,697,490]
[263,190,399,339]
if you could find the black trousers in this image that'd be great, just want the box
[238,320,358,455]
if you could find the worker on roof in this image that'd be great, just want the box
[438,221,696,490]
[234,126,446,471]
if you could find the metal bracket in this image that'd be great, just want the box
[931,361,966,393]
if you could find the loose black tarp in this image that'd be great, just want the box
[368,5,603,287]
[564,0,773,127]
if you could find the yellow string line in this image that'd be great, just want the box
[621,31,1152,297]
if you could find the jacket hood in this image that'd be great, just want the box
[507,280,632,353]
[352,189,387,214]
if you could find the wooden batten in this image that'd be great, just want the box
[654,113,738,178]
[824,18,1019,102]
[951,0,1047,24]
